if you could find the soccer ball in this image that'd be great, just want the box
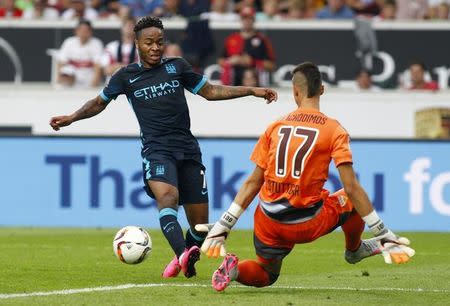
[113,226,152,264]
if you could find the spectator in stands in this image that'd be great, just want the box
[61,0,99,20]
[242,68,259,86]
[347,0,383,16]
[408,61,439,91]
[57,19,103,88]
[437,2,450,19]
[218,6,276,86]
[375,0,396,20]
[316,0,354,18]
[201,0,239,21]
[395,0,428,19]
[162,0,180,17]
[354,69,381,91]
[233,0,262,12]
[22,0,59,19]
[256,0,281,20]
[100,17,138,80]
[0,0,23,17]
[91,0,120,18]
[178,0,209,17]
[428,1,450,19]
[280,0,324,19]
[164,42,183,56]
[119,0,164,18]
[16,0,33,11]
[286,0,302,18]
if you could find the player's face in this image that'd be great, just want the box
[136,27,164,67]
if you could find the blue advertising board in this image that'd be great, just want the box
[0,137,449,231]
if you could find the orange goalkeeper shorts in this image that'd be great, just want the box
[253,188,354,260]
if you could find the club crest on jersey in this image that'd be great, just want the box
[337,195,348,207]
[165,64,177,74]
[155,165,165,176]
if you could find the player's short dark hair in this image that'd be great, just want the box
[292,62,322,98]
[134,16,164,38]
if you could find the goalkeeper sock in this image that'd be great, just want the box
[185,228,206,249]
[342,209,365,252]
[236,260,270,287]
[159,208,185,258]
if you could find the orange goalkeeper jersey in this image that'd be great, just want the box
[251,108,353,210]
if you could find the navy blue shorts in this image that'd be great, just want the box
[142,152,208,205]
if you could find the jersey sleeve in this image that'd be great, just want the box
[179,58,207,95]
[331,125,353,167]
[99,67,125,103]
[250,126,272,170]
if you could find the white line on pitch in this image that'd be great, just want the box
[0,283,448,299]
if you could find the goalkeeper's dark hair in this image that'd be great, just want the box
[134,16,164,38]
[292,62,322,98]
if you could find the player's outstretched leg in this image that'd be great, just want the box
[163,228,205,278]
[179,245,201,278]
[159,207,186,278]
[212,254,239,292]
[212,255,278,291]
[345,239,382,264]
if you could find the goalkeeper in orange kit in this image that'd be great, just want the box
[196,62,415,292]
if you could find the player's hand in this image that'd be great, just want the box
[376,229,410,246]
[253,87,278,104]
[49,115,73,131]
[195,222,230,258]
[381,242,415,264]
[375,230,415,264]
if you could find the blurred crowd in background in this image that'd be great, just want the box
[0,0,450,21]
[0,0,446,92]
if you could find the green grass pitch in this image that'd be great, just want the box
[1,228,449,305]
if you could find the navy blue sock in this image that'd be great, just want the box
[159,208,185,258]
[185,227,207,249]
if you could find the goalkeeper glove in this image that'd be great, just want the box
[363,211,415,264]
[195,202,244,258]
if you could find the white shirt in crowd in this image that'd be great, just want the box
[100,40,138,68]
[22,7,59,19]
[61,8,99,21]
[58,36,103,88]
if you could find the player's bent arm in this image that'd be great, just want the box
[69,95,107,122]
[232,165,265,211]
[49,95,107,130]
[338,163,404,240]
[337,163,415,263]
[197,82,277,103]
[337,163,374,218]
